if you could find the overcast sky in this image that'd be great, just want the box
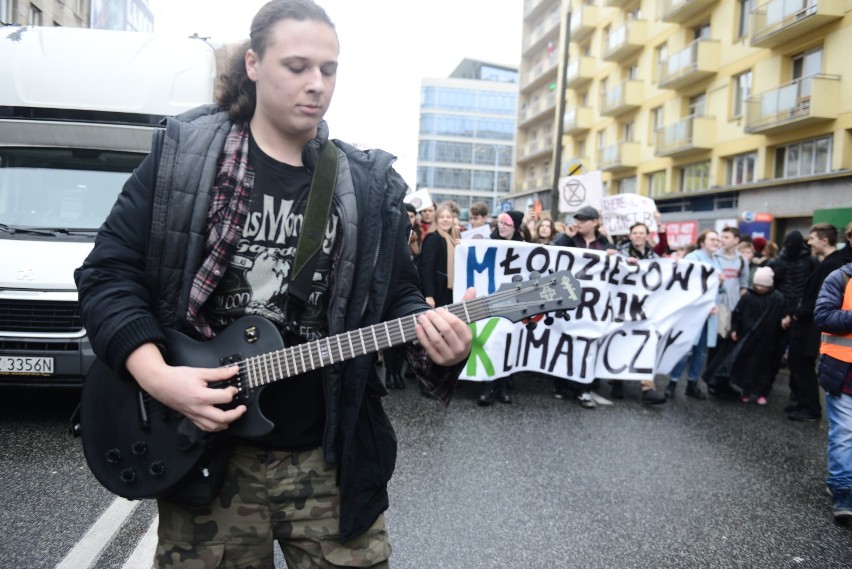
[147,0,523,185]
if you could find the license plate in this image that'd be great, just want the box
[0,356,54,375]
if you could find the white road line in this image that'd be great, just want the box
[122,515,159,569]
[56,497,139,569]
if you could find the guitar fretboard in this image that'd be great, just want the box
[240,299,491,389]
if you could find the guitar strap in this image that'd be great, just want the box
[287,141,339,319]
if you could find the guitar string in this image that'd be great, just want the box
[235,277,569,388]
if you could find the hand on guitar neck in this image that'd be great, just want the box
[126,343,248,433]
[414,287,476,367]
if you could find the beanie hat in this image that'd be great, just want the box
[500,210,524,228]
[752,236,767,253]
[753,266,774,287]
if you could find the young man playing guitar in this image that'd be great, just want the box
[75,1,473,566]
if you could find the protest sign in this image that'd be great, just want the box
[557,170,603,214]
[452,241,718,383]
[601,193,658,236]
[460,225,492,240]
[664,221,698,249]
[404,188,433,212]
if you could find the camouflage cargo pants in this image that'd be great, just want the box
[155,445,391,568]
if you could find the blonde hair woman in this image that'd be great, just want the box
[418,202,459,308]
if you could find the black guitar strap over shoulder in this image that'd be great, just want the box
[288,141,338,316]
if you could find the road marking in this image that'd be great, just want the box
[122,515,159,569]
[56,497,139,569]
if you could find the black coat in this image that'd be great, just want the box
[791,246,852,356]
[418,232,453,306]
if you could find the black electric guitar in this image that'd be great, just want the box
[79,270,581,500]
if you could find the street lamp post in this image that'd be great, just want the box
[492,145,501,215]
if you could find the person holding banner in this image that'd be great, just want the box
[552,205,612,408]
[419,202,459,309]
[478,210,526,406]
[610,222,666,405]
[665,229,725,400]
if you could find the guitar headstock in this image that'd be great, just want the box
[485,270,582,323]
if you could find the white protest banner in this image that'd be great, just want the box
[452,241,718,383]
[460,225,491,240]
[557,170,603,214]
[404,188,433,212]
[601,193,658,236]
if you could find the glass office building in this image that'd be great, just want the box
[417,59,519,213]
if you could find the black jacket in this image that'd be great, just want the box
[75,106,443,540]
[792,246,852,356]
[419,232,454,307]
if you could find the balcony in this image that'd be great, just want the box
[524,0,550,20]
[569,5,601,43]
[744,74,840,134]
[519,92,557,126]
[658,39,720,90]
[523,8,562,55]
[606,0,633,7]
[565,56,597,90]
[751,0,843,48]
[521,175,554,192]
[522,59,559,92]
[654,115,715,157]
[661,0,719,23]
[597,141,641,172]
[600,80,643,117]
[563,107,593,135]
[519,137,555,163]
[603,20,647,63]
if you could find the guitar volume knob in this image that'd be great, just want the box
[148,461,166,477]
[131,441,148,456]
[106,448,122,464]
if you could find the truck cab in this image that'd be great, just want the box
[0,25,217,386]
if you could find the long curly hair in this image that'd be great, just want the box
[215,0,336,121]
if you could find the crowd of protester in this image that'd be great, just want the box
[382,199,852,522]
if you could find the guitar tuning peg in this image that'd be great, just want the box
[511,274,523,283]
[544,316,554,326]
[525,321,537,332]
[529,271,541,280]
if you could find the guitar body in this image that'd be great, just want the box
[79,315,283,500]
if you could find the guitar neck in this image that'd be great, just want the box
[241,297,492,388]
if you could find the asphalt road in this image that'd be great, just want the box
[1,370,851,568]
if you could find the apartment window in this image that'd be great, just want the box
[648,171,667,197]
[581,42,591,56]
[732,70,752,117]
[737,0,755,38]
[28,3,41,25]
[693,22,711,40]
[596,131,606,150]
[688,93,706,117]
[622,121,635,142]
[625,63,639,81]
[619,176,637,194]
[578,139,587,159]
[775,136,832,178]
[649,106,664,140]
[728,152,756,185]
[654,44,668,81]
[626,7,642,20]
[792,47,823,99]
[680,161,711,192]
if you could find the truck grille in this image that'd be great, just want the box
[0,300,83,334]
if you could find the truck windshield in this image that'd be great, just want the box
[0,147,145,231]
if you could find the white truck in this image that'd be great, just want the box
[0,25,217,386]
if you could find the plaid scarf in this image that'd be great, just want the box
[186,121,253,338]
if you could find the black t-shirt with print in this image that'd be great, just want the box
[205,134,340,450]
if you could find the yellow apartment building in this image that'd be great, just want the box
[515,0,852,239]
